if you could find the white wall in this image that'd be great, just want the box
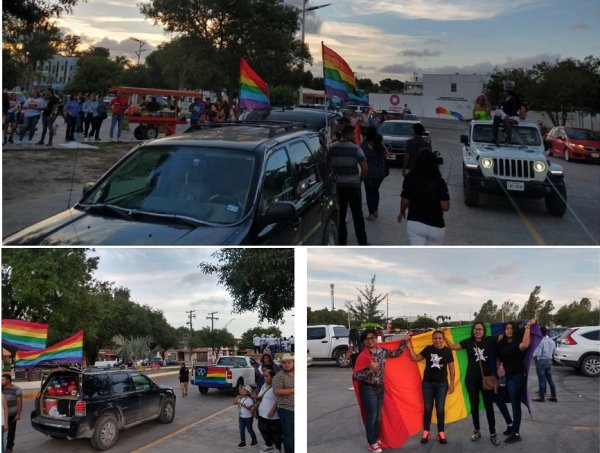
[423,74,487,121]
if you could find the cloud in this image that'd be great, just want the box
[400,49,442,57]
[570,23,590,30]
[424,38,444,45]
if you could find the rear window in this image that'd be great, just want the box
[379,122,414,136]
[581,329,600,341]
[307,327,326,340]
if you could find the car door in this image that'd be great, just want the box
[255,147,303,244]
[110,372,141,425]
[307,326,329,359]
[130,372,161,420]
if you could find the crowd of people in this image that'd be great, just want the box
[351,320,542,452]
[252,335,295,355]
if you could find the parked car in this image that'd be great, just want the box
[547,326,568,344]
[307,324,350,368]
[544,126,600,162]
[164,359,179,366]
[377,119,428,164]
[554,326,600,377]
[31,366,176,450]
[142,358,164,367]
[4,124,339,245]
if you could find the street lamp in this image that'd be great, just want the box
[129,37,148,65]
[298,0,332,104]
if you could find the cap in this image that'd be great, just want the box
[281,354,295,362]
[242,384,253,393]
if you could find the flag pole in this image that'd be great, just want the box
[321,41,330,146]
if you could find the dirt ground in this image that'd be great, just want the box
[2,142,134,236]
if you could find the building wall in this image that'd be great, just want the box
[34,55,80,91]
[423,73,487,121]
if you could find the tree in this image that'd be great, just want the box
[238,326,282,351]
[518,286,545,320]
[199,249,294,323]
[55,33,81,56]
[413,315,437,329]
[378,78,404,93]
[307,307,348,326]
[270,85,298,106]
[64,53,124,94]
[345,275,386,324]
[474,299,498,322]
[499,300,520,321]
[112,334,159,364]
[436,315,451,326]
[139,0,306,96]
[192,327,236,350]
[554,298,598,327]
[537,300,555,327]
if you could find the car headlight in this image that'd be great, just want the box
[533,160,546,172]
[481,157,493,169]
[574,144,584,149]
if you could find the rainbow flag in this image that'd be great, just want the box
[239,58,270,110]
[322,43,368,104]
[436,106,465,121]
[353,322,542,448]
[193,366,228,388]
[15,330,83,368]
[2,319,48,351]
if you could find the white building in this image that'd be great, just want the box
[34,55,80,91]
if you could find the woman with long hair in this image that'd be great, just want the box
[361,126,390,220]
[397,149,450,245]
[473,94,492,120]
[443,322,500,446]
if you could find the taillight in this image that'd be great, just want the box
[562,328,578,345]
[226,367,232,380]
[75,400,86,416]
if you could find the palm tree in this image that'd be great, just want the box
[111,334,161,365]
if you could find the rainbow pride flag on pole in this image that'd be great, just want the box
[322,43,368,105]
[239,58,270,110]
[15,330,84,368]
[2,319,48,351]
[353,322,542,448]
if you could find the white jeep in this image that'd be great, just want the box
[461,120,567,216]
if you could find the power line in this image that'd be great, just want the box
[207,311,219,331]
[185,309,196,333]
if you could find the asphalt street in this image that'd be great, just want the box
[307,362,600,453]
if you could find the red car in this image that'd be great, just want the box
[545,126,600,162]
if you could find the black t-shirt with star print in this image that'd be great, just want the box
[459,336,499,377]
[418,345,454,383]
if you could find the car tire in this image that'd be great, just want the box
[580,355,600,378]
[144,126,159,140]
[545,182,567,217]
[463,171,479,207]
[335,349,350,368]
[322,218,338,245]
[158,399,176,423]
[199,387,209,394]
[133,125,146,140]
[91,414,119,451]
[564,148,570,161]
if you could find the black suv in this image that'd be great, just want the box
[4,124,339,245]
[31,367,176,451]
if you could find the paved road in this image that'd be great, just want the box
[12,371,274,453]
[307,362,599,453]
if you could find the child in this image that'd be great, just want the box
[234,384,258,448]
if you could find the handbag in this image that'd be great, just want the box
[475,347,499,393]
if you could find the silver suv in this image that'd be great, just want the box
[554,326,600,377]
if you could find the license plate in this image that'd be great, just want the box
[507,181,525,191]
[592,153,599,158]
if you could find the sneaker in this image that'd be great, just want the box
[437,432,447,444]
[505,433,522,443]
[532,397,545,402]
[420,430,430,444]
[471,430,481,441]
[250,440,258,447]
[490,434,499,446]
[238,442,246,448]
[367,444,382,453]
[260,447,273,453]
[503,425,513,435]
[549,396,558,402]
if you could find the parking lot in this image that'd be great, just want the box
[307,363,599,452]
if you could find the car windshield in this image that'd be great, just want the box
[566,129,600,141]
[472,124,541,146]
[80,146,256,225]
[379,122,415,136]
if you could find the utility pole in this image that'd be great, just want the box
[330,283,335,310]
[186,309,196,333]
[129,37,147,65]
[207,311,219,331]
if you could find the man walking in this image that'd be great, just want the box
[532,326,558,402]
[329,124,368,245]
[273,354,294,453]
[2,373,22,453]
[179,362,190,398]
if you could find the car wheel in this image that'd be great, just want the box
[545,182,567,217]
[133,125,146,140]
[322,218,338,245]
[463,170,479,207]
[91,414,119,451]
[335,349,350,368]
[144,126,159,140]
[199,387,209,394]
[564,148,570,161]
[580,355,600,377]
[158,399,176,423]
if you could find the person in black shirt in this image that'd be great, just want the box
[495,320,534,444]
[443,322,500,446]
[36,88,59,146]
[179,362,190,397]
[398,149,450,245]
[406,330,455,445]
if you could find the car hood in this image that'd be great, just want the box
[3,208,248,245]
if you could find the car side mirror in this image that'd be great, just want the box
[82,182,95,195]
[262,201,297,225]
[460,134,469,145]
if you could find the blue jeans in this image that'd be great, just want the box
[360,384,384,444]
[278,408,294,453]
[504,374,524,434]
[364,177,384,215]
[422,380,448,432]
[238,416,257,444]
[535,359,556,398]
[19,115,40,140]
[40,113,57,143]
[110,114,124,139]
[494,381,513,427]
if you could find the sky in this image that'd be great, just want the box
[55,0,600,84]
[90,248,295,338]
[307,248,600,323]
